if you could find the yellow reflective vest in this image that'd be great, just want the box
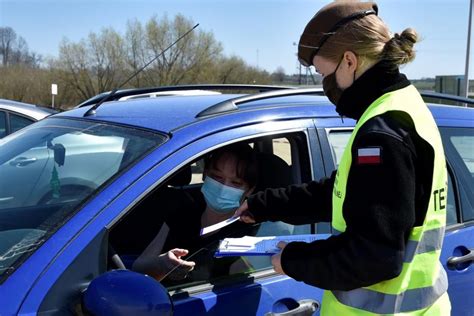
[323,85,451,315]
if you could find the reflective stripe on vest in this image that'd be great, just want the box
[326,85,449,315]
[332,267,448,314]
[333,226,444,263]
[403,226,444,263]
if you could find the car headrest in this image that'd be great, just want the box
[166,165,192,187]
[255,152,292,190]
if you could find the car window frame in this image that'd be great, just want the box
[0,111,6,138]
[9,112,35,134]
[4,110,36,136]
[114,128,317,292]
[168,129,319,295]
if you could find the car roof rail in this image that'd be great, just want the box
[420,91,474,106]
[77,84,295,108]
[195,89,473,118]
[196,87,324,118]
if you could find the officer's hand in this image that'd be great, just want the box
[271,242,287,275]
[234,200,256,223]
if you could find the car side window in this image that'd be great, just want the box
[189,160,205,184]
[188,138,293,185]
[272,137,292,165]
[327,130,351,167]
[449,131,474,176]
[0,111,6,138]
[440,127,474,222]
[10,113,34,133]
[109,132,313,291]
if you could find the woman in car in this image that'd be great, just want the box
[132,142,258,281]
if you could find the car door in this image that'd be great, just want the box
[165,119,327,316]
[438,126,474,316]
[0,140,50,208]
[21,119,326,315]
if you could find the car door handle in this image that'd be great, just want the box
[447,249,474,270]
[9,157,37,167]
[265,299,320,316]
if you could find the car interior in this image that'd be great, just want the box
[109,132,314,289]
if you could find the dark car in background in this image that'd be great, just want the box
[0,86,472,315]
[0,99,57,138]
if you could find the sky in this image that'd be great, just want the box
[0,0,473,80]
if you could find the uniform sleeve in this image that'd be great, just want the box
[246,172,335,225]
[280,130,417,290]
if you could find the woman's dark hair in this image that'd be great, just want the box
[204,143,258,188]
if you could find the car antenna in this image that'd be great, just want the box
[83,23,199,117]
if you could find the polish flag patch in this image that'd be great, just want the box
[357,147,382,165]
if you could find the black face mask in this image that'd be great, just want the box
[322,57,344,106]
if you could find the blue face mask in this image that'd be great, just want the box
[201,176,246,214]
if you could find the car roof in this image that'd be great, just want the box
[0,99,57,120]
[75,84,292,108]
[56,91,473,133]
[57,93,337,132]
[427,103,474,126]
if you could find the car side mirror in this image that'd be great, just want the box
[47,141,65,166]
[83,270,172,316]
[53,143,65,166]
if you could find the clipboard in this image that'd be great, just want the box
[214,234,320,257]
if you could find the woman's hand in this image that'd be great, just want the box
[160,248,196,280]
[133,248,195,281]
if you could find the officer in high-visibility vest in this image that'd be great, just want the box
[235,1,451,315]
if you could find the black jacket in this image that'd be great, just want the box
[247,62,435,291]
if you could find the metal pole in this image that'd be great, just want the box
[463,0,473,104]
[257,49,259,70]
[293,42,302,85]
[299,63,302,85]
[52,94,55,109]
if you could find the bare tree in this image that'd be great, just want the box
[0,27,41,67]
[88,28,126,92]
[140,14,223,86]
[1,15,272,108]
[125,19,146,87]
[0,27,16,66]
[272,66,286,83]
[57,39,96,100]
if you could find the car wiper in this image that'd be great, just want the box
[84,23,199,117]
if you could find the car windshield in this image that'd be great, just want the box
[0,117,166,280]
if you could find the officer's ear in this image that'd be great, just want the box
[343,51,358,73]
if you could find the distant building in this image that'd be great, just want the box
[435,75,473,97]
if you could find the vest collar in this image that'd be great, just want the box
[336,62,411,120]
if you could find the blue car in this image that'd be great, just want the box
[0,86,472,315]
